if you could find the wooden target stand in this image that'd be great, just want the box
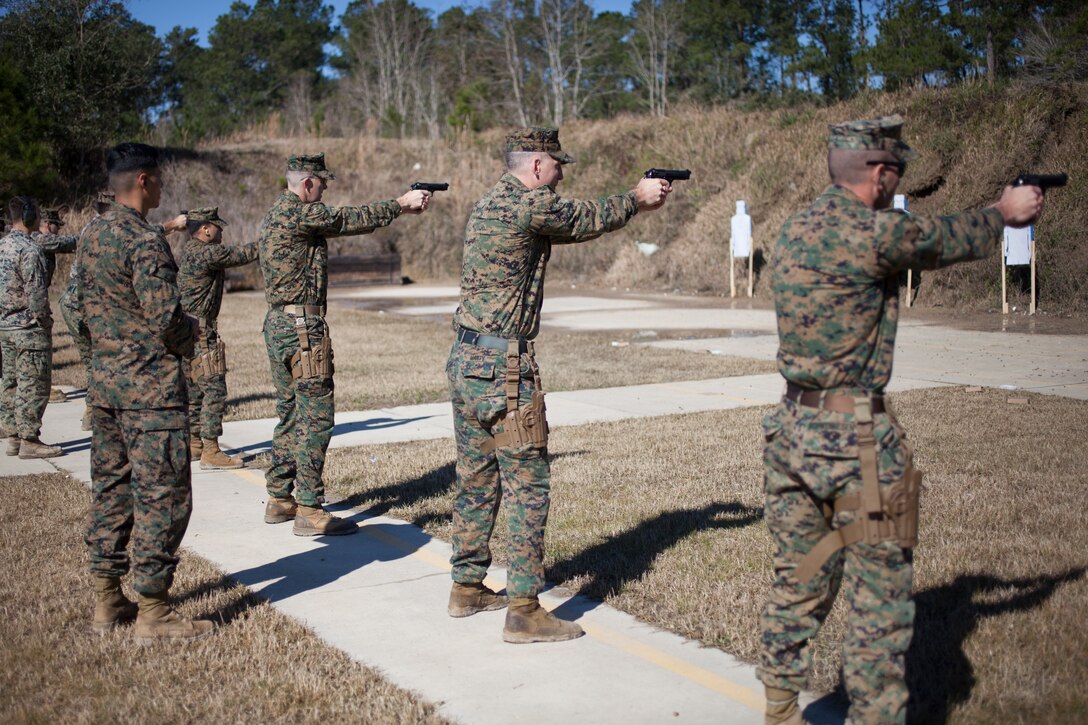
[730,201,754,298]
[1001,225,1036,315]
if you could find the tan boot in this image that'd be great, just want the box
[19,438,63,459]
[91,576,137,633]
[765,686,803,725]
[200,438,244,470]
[264,496,298,524]
[502,597,584,644]
[293,504,358,536]
[5,436,20,456]
[189,437,203,459]
[81,409,92,432]
[49,387,67,403]
[449,582,508,618]
[133,592,214,643]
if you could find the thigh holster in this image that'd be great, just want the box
[190,338,227,381]
[794,396,923,584]
[489,345,548,451]
[289,313,334,381]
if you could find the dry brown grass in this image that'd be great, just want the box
[50,293,772,420]
[321,386,1088,723]
[0,473,448,724]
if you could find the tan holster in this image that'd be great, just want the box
[489,345,548,452]
[190,338,227,381]
[288,312,334,380]
[794,396,923,584]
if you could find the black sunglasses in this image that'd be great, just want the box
[867,159,907,174]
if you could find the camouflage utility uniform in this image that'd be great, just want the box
[32,213,77,287]
[0,229,53,440]
[758,117,1006,723]
[450,164,637,600]
[179,213,257,442]
[79,203,196,595]
[258,158,400,508]
[62,196,117,379]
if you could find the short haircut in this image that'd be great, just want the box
[504,151,538,172]
[186,220,206,237]
[285,170,311,188]
[107,142,161,192]
[8,196,38,227]
[828,148,902,186]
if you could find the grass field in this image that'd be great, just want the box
[49,292,775,421]
[319,386,1088,724]
[0,473,448,724]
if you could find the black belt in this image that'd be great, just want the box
[456,326,529,354]
[785,382,885,414]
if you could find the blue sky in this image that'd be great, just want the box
[128,0,633,45]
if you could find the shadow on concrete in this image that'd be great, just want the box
[174,515,425,618]
[57,435,90,454]
[548,501,763,612]
[906,567,1085,723]
[224,414,438,455]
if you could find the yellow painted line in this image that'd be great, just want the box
[226,466,763,712]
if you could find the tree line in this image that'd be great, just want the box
[1,0,1086,197]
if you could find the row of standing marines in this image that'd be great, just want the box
[0,119,1044,724]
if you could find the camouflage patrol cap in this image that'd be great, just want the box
[41,209,64,226]
[94,191,115,213]
[286,153,336,180]
[187,206,228,229]
[828,115,915,162]
[505,126,575,164]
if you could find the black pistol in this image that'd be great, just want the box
[644,168,691,184]
[1012,173,1067,192]
[410,182,449,192]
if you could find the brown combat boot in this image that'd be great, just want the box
[91,576,137,633]
[293,505,358,536]
[133,592,214,643]
[200,438,244,470]
[5,436,20,456]
[765,686,803,725]
[49,387,67,403]
[448,582,508,618]
[502,597,584,644]
[264,496,298,524]
[81,408,92,432]
[19,438,63,459]
[189,437,203,459]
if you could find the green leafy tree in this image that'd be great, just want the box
[0,58,57,198]
[868,0,970,89]
[676,0,763,100]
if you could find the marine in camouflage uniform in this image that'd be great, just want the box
[257,153,429,536]
[33,209,78,404]
[178,206,258,469]
[0,197,63,458]
[757,117,1045,724]
[80,142,211,640]
[448,127,670,642]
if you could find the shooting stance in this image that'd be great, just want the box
[179,207,258,469]
[757,116,1044,724]
[258,153,429,536]
[447,127,670,643]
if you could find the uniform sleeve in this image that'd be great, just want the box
[523,188,638,244]
[874,207,1004,275]
[22,246,51,327]
[206,241,259,269]
[299,200,402,239]
[130,232,195,357]
[36,232,78,254]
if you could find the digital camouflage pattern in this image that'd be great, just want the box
[78,204,195,409]
[257,187,400,504]
[827,115,916,162]
[449,173,638,597]
[760,181,1006,723]
[179,235,258,439]
[59,260,91,373]
[0,230,53,438]
[453,174,637,339]
[78,203,195,596]
[773,186,1004,391]
[287,153,336,180]
[85,406,192,595]
[504,126,575,164]
[31,229,76,287]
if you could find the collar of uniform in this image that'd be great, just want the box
[4,229,32,243]
[114,202,148,222]
[499,173,529,192]
[825,184,868,208]
[282,189,305,205]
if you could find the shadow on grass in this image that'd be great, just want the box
[906,567,1086,723]
[547,501,763,602]
[226,392,277,407]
